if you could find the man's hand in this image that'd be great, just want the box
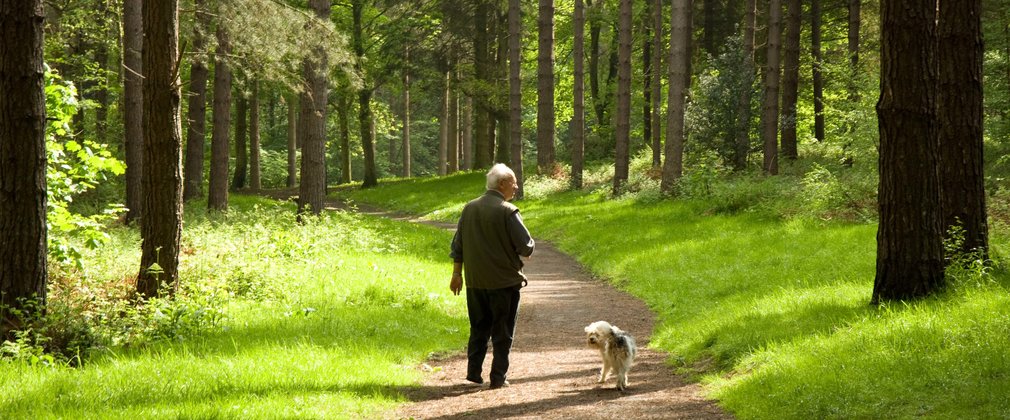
[450,273,463,295]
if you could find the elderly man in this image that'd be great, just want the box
[450,163,535,389]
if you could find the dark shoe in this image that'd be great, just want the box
[465,375,483,385]
[489,380,510,389]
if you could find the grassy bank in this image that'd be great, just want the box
[335,171,1010,419]
[0,195,467,418]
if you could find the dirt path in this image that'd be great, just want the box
[253,190,729,419]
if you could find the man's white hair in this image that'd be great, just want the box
[486,163,516,190]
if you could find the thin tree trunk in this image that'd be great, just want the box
[249,81,261,189]
[286,93,297,187]
[537,0,556,174]
[811,0,825,142]
[651,0,662,168]
[872,0,943,304]
[138,0,183,297]
[643,0,652,156]
[208,25,231,211]
[183,0,209,201]
[780,0,800,160]
[662,0,691,193]
[847,0,861,101]
[462,97,473,170]
[733,0,756,171]
[439,67,449,176]
[0,0,48,328]
[938,0,987,259]
[587,0,607,127]
[94,2,110,145]
[613,0,631,195]
[448,67,460,173]
[359,89,378,187]
[402,46,411,178]
[473,0,491,169]
[232,91,248,190]
[572,0,586,188]
[703,0,716,56]
[494,10,509,166]
[510,0,525,197]
[338,94,352,183]
[761,0,782,175]
[299,0,331,214]
[123,0,143,222]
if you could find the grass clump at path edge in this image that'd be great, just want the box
[334,171,1010,419]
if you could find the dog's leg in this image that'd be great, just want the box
[616,367,628,391]
[598,355,610,383]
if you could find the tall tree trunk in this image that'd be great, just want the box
[249,81,261,189]
[733,0,757,171]
[643,0,652,156]
[473,0,492,169]
[439,67,449,176]
[232,92,248,190]
[847,0,861,101]
[208,26,231,211]
[509,0,525,197]
[651,0,662,168]
[703,0,717,56]
[493,10,509,166]
[780,0,800,160]
[938,0,987,259]
[402,46,411,178]
[138,0,183,297]
[613,0,631,195]
[587,0,607,127]
[183,0,209,202]
[572,0,586,188]
[872,0,943,304]
[537,0,556,173]
[462,97,473,170]
[448,67,460,173]
[94,2,110,145]
[123,0,143,222]
[299,0,331,213]
[338,94,352,183]
[286,93,297,187]
[353,0,377,188]
[761,0,782,175]
[811,0,825,142]
[0,0,47,330]
[662,0,691,193]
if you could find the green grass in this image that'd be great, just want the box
[335,172,1010,419]
[1,194,467,419]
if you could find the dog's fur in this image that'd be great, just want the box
[584,320,637,391]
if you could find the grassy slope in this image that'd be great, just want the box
[0,195,468,419]
[335,172,1010,419]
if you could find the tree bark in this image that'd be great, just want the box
[733,0,756,171]
[353,0,377,188]
[643,1,652,159]
[286,93,297,188]
[123,0,143,222]
[780,0,800,160]
[448,67,460,174]
[761,0,782,175]
[847,0,861,101]
[0,0,48,329]
[208,25,231,211]
[249,81,261,189]
[510,0,525,197]
[473,0,492,169]
[183,0,209,202]
[572,0,585,189]
[402,46,411,178]
[811,0,825,142]
[938,0,987,259]
[462,97,473,170]
[338,94,352,184]
[613,0,632,195]
[299,0,330,214]
[537,0,556,174]
[439,67,449,176]
[137,0,183,297]
[872,0,943,304]
[232,92,248,190]
[493,10,509,166]
[662,0,691,193]
[651,0,662,168]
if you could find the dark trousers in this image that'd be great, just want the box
[465,286,521,385]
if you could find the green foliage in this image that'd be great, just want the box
[687,35,758,167]
[44,66,125,268]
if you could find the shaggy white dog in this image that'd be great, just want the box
[584,320,637,391]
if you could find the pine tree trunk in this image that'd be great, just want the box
[761,0,782,175]
[286,93,297,187]
[643,1,652,157]
[938,0,987,259]
[780,0,800,160]
[402,46,411,178]
[123,0,143,222]
[509,0,524,197]
[94,2,110,145]
[448,67,460,174]
[137,0,183,297]
[537,0,556,174]
[299,0,330,213]
[662,0,691,193]
[232,92,248,190]
[572,0,586,189]
[811,0,825,142]
[208,25,231,211]
[848,0,861,101]
[651,0,662,169]
[613,0,631,195]
[473,1,491,169]
[338,94,352,184]
[0,0,48,328]
[462,97,472,170]
[587,0,607,128]
[352,0,377,188]
[494,11,509,166]
[249,81,261,190]
[733,0,756,171]
[183,0,209,202]
[439,68,449,176]
[872,0,943,304]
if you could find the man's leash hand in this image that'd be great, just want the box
[450,273,463,295]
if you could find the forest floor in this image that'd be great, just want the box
[258,189,730,419]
